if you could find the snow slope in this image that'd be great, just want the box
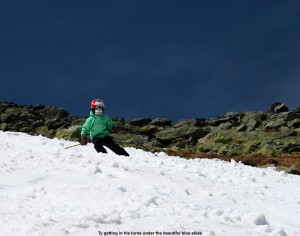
[0,131,299,236]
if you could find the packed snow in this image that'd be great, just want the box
[0,131,300,236]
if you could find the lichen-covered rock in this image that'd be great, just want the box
[128,118,152,127]
[286,111,300,121]
[45,118,69,130]
[140,125,163,135]
[270,102,289,113]
[35,126,55,138]
[174,118,208,128]
[208,117,231,127]
[43,106,69,119]
[111,132,149,148]
[291,119,300,128]
[149,118,172,126]
[264,120,286,131]
[1,123,8,131]
[123,123,142,134]
[1,101,300,157]
[258,144,280,156]
[155,126,208,141]
[241,112,266,131]
[236,124,247,132]
[55,125,82,141]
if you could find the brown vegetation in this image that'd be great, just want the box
[165,150,300,169]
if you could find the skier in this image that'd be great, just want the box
[79,99,129,156]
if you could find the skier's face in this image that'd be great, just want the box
[95,106,103,115]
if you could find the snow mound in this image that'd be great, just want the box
[0,131,300,236]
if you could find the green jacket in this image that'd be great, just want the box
[81,111,115,140]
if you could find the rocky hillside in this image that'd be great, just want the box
[1,101,300,173]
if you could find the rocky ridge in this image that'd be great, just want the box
[1,101,300,173]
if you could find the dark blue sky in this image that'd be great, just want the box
[1,1,300,122]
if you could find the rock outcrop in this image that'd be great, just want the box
[1,101,300,158]
[0,102,85,139]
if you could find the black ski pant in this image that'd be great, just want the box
[92,136,129,156]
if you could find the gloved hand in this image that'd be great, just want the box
[79,134,87,145]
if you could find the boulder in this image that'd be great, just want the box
[35,126,55,138]
[1,108,21,123]
[174,118,208,128]
[128,118,152,127]
[241,112,266,131]
[148,138,164,148]
[155,126,208,141]
[291,119,300,128]
[264,120,286,131]
[286,112,300,121]
[43,106,69,119]
[213,136,233,144]
[111,132,149,147]
[30,120,45,129]
[70,118,85,126]
[236,124,247,132]
[123,123,142,134]
[0,123,8,131]
[270,102,289,113]
[45,118,69,130]
[55,125,82,141]
[32,104,46,111]
[149,118,172,126]
[258,144,279,156]
[140,125,163,135]
[225,112,245,119]
[208,117,231,126]
[293,128,300,136]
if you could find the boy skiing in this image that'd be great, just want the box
[79,99,129,156]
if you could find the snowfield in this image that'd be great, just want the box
[0,131,300,236]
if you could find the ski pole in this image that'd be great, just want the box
[135,140,158,157]
[64,144,81,149]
